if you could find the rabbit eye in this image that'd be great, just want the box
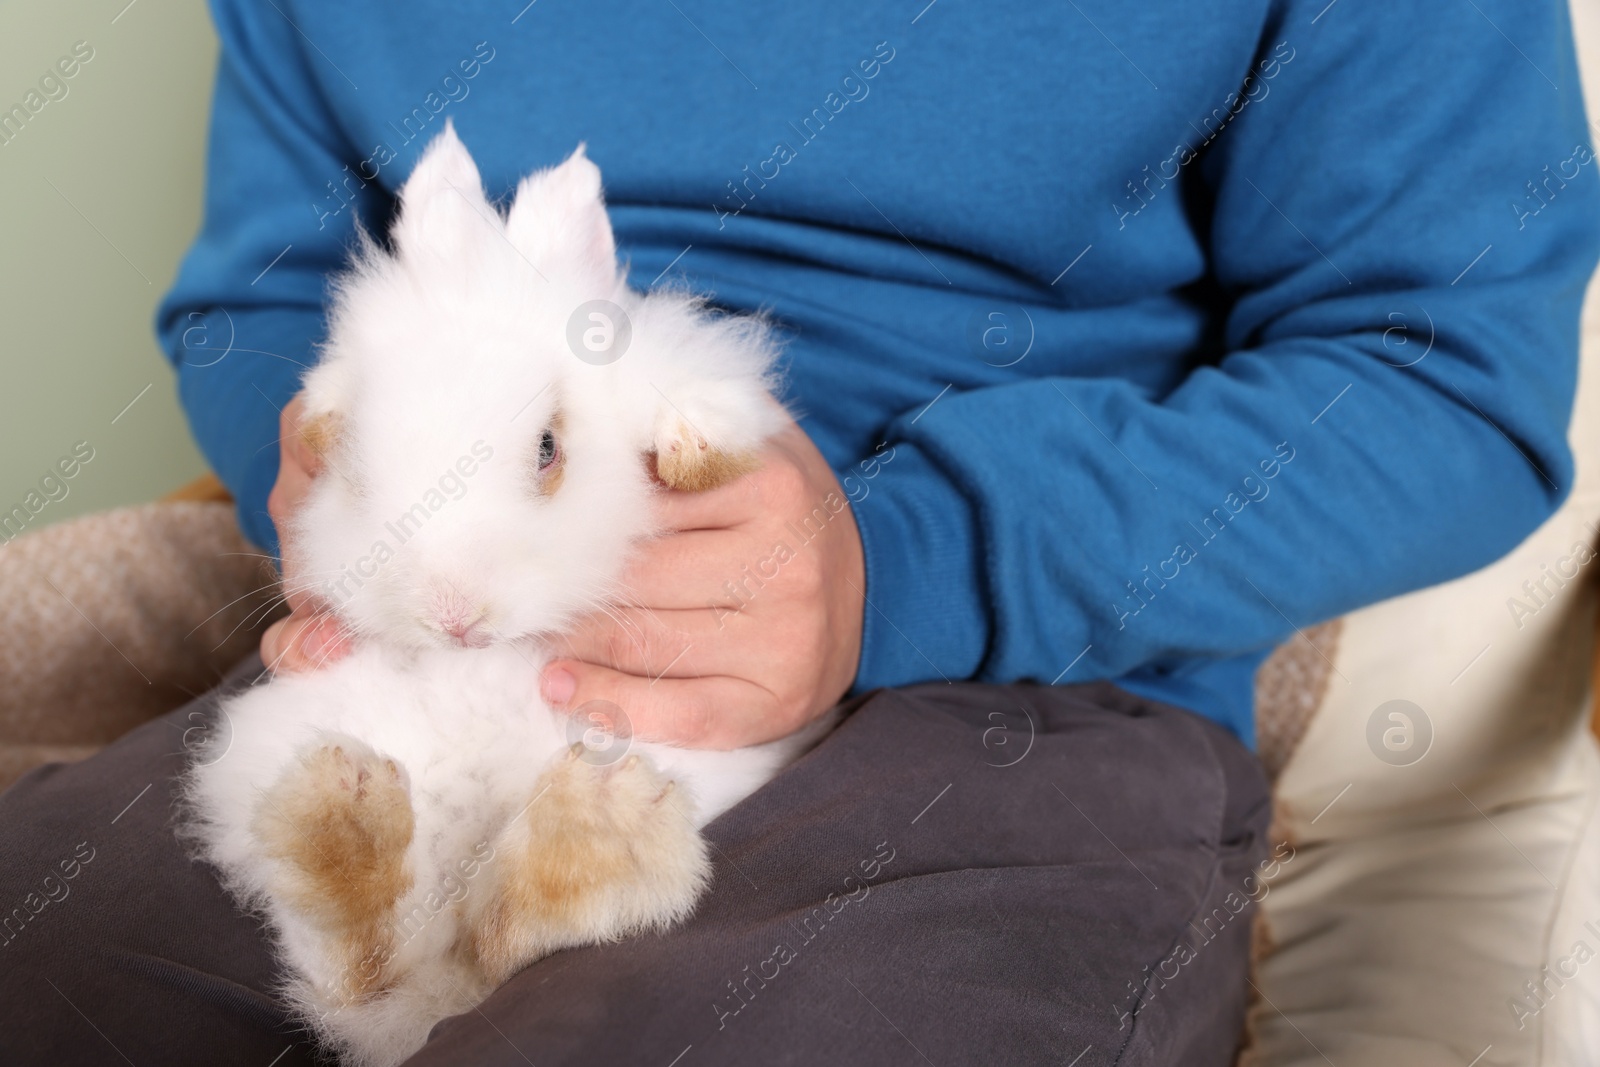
[537,430,559,470]
[529,412,566,497]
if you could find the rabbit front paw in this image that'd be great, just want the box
[650,383,780,491]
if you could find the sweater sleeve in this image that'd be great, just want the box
[849,0,1600,695]
[155,0,379,554]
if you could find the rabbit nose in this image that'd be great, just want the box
[430,584,491,646]
[443,617,491,648]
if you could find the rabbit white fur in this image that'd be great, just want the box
[183,123,816,1067]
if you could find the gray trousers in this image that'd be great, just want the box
[0,661,1269,1066]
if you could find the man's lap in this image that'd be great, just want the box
[0,662,1269,1067]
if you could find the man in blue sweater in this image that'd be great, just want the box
[0,1,1596,1065]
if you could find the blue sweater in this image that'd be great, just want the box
[158,0,1600,745]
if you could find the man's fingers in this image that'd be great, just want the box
[653,479,759,532]
[613,530,766,608]
[261,611,352,674]
[651,439,805,532]
[268,480,316,617]
[541,661,783,749]
[553,606,746,679]
[269,393,323,615]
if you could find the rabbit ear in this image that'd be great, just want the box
[504,144,618,293]
[392,119,496,257]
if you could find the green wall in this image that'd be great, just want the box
[0,0,218,532]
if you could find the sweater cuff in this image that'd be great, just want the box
[848,441,989,690]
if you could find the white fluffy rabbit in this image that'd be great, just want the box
[183,122,824,1067]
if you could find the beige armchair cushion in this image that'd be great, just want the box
[0,501,280,790]
[1244,0,1600,1049]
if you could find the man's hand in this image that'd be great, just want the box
[260,391,352,673]
[542,421,866,749]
